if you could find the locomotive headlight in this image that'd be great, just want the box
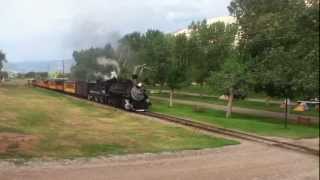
[137,82,142,88]
[146,98,150,103]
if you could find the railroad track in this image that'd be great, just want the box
[140,111,319,156]
[31,86,319,156]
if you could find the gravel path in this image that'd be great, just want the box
[0,141,318,180]
[151,96,319,123]
[150,89,283,104]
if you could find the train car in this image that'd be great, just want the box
[39,80,45,88]
[55,79,64,91]
[43,80,49,89]
[48,80,56,90]
[75,81,88,98]
[48,79,64,91]
[64,81,76,94]
[31,79,37,87]
[30,68,151,111]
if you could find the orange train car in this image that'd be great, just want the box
[55,79,64,91]
[42,80,49,88]
[48,80,56,90]
[48,79,64,91]
[64,81,76,94]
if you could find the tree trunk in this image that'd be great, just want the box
[159,83,163,94]
[199,82,203,97]
[284,98,288,128]
[287,98,291,116]
[226,88,234,118]
[169,89,174,107]
[265,96,271,106]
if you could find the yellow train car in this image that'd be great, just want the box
[55,80,64,91]
[64,81,76,94]
[48,79,65,91]
[43,80,49,88]
[48,80,56,90]
[39,80,46,88]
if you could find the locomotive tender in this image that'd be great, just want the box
[31,78,151,111]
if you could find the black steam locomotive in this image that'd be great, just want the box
[87,78,151,111]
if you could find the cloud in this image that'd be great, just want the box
[0,0,231,62]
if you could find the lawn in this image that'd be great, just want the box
[0,81,237,160]
[151,92,319,117]
[150,99,319,139]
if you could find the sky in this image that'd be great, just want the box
[0,0,232,62]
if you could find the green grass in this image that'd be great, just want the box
[0,81,238,160]
[80,144,125,156]
[150,99,319,139]
[151,92,319,117]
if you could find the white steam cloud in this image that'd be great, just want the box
[96,57,120,80]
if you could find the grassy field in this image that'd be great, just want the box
[151,92,319,117]
[0,81,237,160]
[150,99,319,139]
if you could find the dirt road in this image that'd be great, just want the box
[150,89,283,104]
[0,141,318,180]
[151,96,319,123]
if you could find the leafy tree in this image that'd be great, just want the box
[208,54,247,118]
[189,21,238,90]
[25,72,36,79]
[141,30,171,87]
[0,71,8,81]
[167,34,190,107]
[229,0,319,126]
[117,30,172,86]
[71,44,117,81]
[117,32,144,78]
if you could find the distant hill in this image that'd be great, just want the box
[4,59,75,73]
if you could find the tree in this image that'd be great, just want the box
[189,21,238,90]
[71,44,117,81]
[117,32,144,78]
[208,54,247,118]
[0,50,7,82]
[117,30,172,86]
[166,34,190,107]
[229,0,319,126]
[141,30,171,87]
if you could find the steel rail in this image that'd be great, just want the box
[140,111,319,156]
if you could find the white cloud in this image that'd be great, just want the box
[0,0,231,62]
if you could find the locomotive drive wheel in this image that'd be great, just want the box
[122,99,132,111]
[99,97,104,104]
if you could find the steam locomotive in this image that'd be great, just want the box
[31,77,151,111]
[87,78,150,111]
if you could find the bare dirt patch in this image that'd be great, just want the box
[0,142,318,180]
[0,133,39,154]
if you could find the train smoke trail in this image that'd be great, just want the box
[96,57,121,79]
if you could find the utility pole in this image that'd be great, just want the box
[62,60,65,78]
